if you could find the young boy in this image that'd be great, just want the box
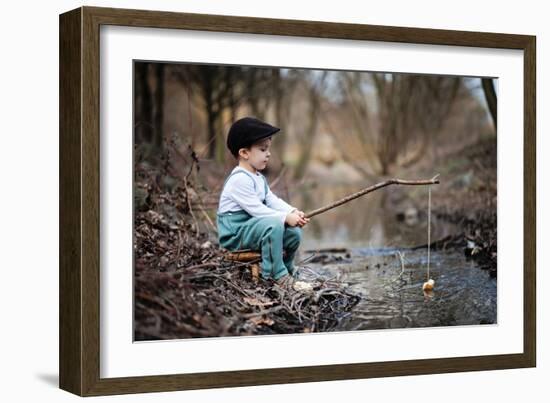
[217,117,311,290]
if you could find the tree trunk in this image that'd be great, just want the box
[152,63,165,150]
[293,73,327,179]
[134,63,153,144]
[481,78,497,130]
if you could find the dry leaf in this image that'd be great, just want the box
[248,316,274,326]
[243,296,274,307]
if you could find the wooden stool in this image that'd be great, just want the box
[224,250,287,282]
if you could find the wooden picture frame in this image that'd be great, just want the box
[59,6,536,396]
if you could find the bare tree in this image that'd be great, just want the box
[271,69,300,166]
[134,62,153,144]
[334,72,462,176]
[481,78,497,131]
[293,71,328,179]
[173,65,286,163]
[152,63,165,150]
[134,62,166,159]
[173,65,237,161]
[402,75,461,167]
[244,68,274,120]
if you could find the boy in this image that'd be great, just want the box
[217,117,311,291]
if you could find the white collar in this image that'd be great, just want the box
[234,166,262,176]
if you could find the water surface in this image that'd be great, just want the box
[300,247,497,330]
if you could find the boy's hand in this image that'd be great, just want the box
[296,210,310,227]
[286,211,309,227]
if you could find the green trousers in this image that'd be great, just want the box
[217,211,302,280]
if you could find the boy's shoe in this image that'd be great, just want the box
[275,274,314,293]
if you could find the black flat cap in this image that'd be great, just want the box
[227,117,280,157]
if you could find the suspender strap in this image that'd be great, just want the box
[260,174,268,200]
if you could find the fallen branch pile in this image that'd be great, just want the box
[135,259,361,340]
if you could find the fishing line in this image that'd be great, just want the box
[427,185,431,281]
[423,174,439,292]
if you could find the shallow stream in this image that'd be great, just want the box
[295,183,497,330]
[301,247,497,330]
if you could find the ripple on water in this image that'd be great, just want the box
[305,247,497,331]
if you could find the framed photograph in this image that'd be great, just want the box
[59,6,536,396]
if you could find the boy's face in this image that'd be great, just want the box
[239,137,272,172]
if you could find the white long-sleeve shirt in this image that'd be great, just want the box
[217,166,295,223]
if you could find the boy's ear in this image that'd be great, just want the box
[238,148,249,160]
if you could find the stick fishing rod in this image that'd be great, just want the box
[304,177,440,219]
